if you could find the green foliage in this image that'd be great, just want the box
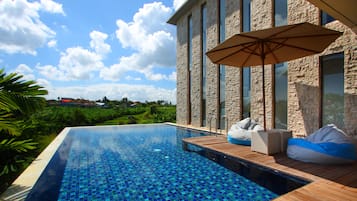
[0,139,37,175]
[0,69,47,192]
[0,69,47,136]
[150,105,158,114]
[153,106,176,123]
[99,105,176,125]
[0,138,37,153]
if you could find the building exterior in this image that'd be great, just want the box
[168,0,356,136]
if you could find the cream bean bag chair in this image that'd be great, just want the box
[227,118,264,146]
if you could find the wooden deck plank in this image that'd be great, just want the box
[182,136,357,201]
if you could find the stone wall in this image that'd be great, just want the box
[250,0,274,129]
[173,0,357,136]
[190,4,203,127]
[287,0,357,136]
[206,0,219,129]
[175,5,189,125]
[225,0,241,128]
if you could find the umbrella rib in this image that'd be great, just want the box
[207,34,260,54]
[264,23,305,39]
[264,42,280,63]
[268,40,321,53]
[213,42,260,64]
[241,43,261,66]
[273,32,342,40]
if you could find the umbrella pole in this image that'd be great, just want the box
[261,43,267,131]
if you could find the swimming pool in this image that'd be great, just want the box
[26,124,280,200]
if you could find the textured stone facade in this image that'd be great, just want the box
[171,0,357,136]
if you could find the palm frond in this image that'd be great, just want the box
[0,138,37,153]
[0,69,47,97]
[0,118,20,136]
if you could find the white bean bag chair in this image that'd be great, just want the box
[227,118,264,146]
[287,124,356,164]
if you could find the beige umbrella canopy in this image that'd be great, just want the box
[206,22,342,130]
[306,0,357,33]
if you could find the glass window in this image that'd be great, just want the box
[220,66,226,129]
[274,62,288,129]
[242,0,251,32]
[219,0,226,43]
[274,0,287,27]
[321,11,335,25]
[188,16,192,71]
[321,53,344,128]
[242,67,251,119]
[188,15,192,124]
[219,0,226,129]
[201,4,207,127]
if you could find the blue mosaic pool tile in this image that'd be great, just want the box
[56,125,278,201]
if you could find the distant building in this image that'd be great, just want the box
[168,0,356,136]
[59,98,97,107]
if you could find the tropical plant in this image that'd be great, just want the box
[0,69,47,185]
[0,69,47,135]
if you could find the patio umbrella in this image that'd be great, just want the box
[206,22,342,130]
[306,0,357,33]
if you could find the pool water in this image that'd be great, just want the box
[26,124,278,201]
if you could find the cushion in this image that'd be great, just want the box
[227,118,263,146]
[235,117,251,130]
[287,124,356,164]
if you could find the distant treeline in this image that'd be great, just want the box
[26,100,176,136]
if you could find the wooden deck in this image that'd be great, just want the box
[182,135,357,201]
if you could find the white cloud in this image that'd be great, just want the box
[0,0,64,55]
[125,76,141,81]
[36,78,51,88]
[38,30,109,81]
[45,83,176,104]
[36,64,67,80]
[100,2,175,81]
[13,64,35,81]
[15,64,33,74]
[39,0,65,15]
[168,71,176,81]
[173,0,187,11]
[90,31,111,58]
[56,46,104,80]
[47,39,57,48]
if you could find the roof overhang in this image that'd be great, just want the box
[307,0,357,33]
[167,0,197,25]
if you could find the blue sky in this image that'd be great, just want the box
[0,0,187,103]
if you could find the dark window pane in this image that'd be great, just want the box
[219,0,226,129]
[188,15,192,124]
[188,16,192,71]
[321,11,335,25]
[219,0,226,42]
[322,53,344,128]
[274,0,287,27]
[242,0,251,32]
[219,65,226,129]
[242,67,251,118]
[202,5,207,126]
[274,62,287,129]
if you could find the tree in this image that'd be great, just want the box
[102,96,109,103]
[0,69,47,135]
[0,69,48,185]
